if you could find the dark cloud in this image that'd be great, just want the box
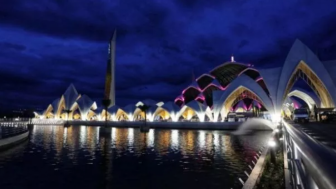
[0,0,336,111]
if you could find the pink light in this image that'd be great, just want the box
[182,83,226,95]
[174,95,185,102]
[255,77,263,82]
[196,73,215,81]
[293,101,299,109]
[247,104,253,110]
[195,97,205,101]
[195,94,205,101]
[237,67,259,77]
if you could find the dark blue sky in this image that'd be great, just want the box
[1,0,336,111]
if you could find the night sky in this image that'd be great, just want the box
[1,0,336,112]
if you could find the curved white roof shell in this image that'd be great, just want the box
[180,100,212,122]
[107,105,120,114]
[288,88,320,109]
[213,74,274,121]
[51,98,60,114]
[135,99,158,107]
[122,104,137,121]
[63,84,80,110]
[76,94,96,120]
[275,39,336,110]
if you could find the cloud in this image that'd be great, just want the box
[0,0,336,111]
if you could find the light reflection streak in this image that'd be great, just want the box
[63,127,67,145]
[111,127,116,141]
[147,129,155,147]
[199,131,206,148]
[128,128,134,146]
[96,127,100,143]
[171,130,179,148]
[80,126,86,148]
[214,132,219,147]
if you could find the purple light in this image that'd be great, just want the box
[255,77,263,82]
[174,95,185,102]
[181,83,226,95]
[293,101,299,109]
[195,94,205,101]
[247,103,253,110]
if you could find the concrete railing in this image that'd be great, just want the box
[283,121,336,189]
[0,130,29,150]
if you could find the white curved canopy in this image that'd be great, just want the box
[288,89,317,109]
[213,74,274,121]
[63,84,79,110]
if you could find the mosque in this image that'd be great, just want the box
[34,32,336,123]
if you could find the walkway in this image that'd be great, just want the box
[289,121,336,150]
[0,126,28,139]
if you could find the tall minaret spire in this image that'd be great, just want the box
[104,30,116,107]
[231,54,235,62]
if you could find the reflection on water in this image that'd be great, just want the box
[0,126,271,189]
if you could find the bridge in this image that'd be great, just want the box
[282,120,336,189]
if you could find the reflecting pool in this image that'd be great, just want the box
[0,126,272,189]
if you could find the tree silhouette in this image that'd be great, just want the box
[64,109,72,125]
[138,104,150,126]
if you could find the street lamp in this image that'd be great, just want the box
[268,138,277,164]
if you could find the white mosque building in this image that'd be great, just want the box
[35,40,336,123]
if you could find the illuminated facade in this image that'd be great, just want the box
[34,84,97,120]
[36,40,336,122]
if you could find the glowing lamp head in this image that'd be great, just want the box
[231,55,235,62]
[268,139,276,147]
[271,114,281,123]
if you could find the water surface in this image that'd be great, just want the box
[0,126,271,189]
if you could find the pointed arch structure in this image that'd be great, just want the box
[158,101,181,121]
[179,100,212,122]
[273,40,336,112]
[213,75,274,122]
[122,104,137,121]
[107,105,127,121]
[35,84,97,120]
[76,95,97,120]
[287,88,320,110]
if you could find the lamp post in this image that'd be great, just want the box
[102,99,111,128]
[64,109,72,127]
[139,104,150,132]
[268,138,277,164]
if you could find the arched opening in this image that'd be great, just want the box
[43,105,53,119]
[220,87,268,120]
[55,97,65,119]
[283,61,334,108]
[287,89,318,111]
[180,107,198,121]
[154,107,171,121]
